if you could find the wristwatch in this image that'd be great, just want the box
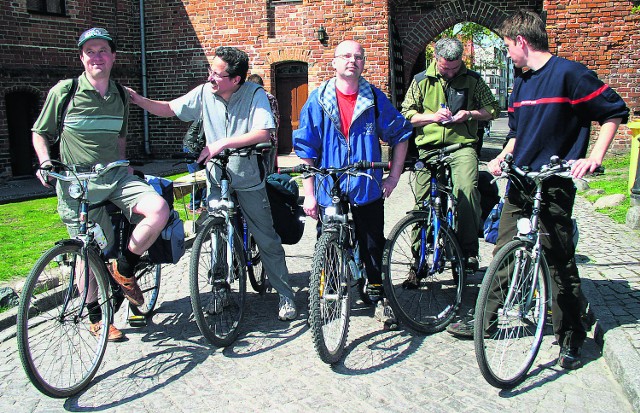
[468,111,473,121]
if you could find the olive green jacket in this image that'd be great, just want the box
[401,60,500,148]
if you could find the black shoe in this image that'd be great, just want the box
[402,268,419,289]
[558,346,582,370]
[447,316,475,339]
[465,256,479,272]
[366,283,384,303]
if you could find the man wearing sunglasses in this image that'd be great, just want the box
[127,46,297,321]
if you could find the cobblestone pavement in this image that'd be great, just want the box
[0,169,635,412]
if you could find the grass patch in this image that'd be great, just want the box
[0,197,67,283]
[579,152,633,225]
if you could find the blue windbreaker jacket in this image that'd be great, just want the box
[293,77,412,207]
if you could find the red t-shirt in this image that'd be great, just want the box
[336,88,358,139]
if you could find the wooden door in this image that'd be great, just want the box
[275,63,308,154]
[6,91,39,177]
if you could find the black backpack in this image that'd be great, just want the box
[265,173,305,244]
[51,78,126,160]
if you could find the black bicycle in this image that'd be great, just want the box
[16,160,160,397]
[381,143,467,333]
[280,160,389,364]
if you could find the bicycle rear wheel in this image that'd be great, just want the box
[246,234,267,294]
[129,255,161,316]
[382,212,464,333]
[190,217,247,347]
[308,230,351,364]
[17,242,111,398]
[474,240,549,389]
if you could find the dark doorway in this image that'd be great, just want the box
[6,91,39,177]
[275,63,308,154]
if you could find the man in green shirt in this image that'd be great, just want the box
[32,28,170,340]
[401,37,500,271]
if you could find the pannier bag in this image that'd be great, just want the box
[265,173,305,245]
[145,175,185,264]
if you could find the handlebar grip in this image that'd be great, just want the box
[369,161,391,170]
[278,165,305,174]
[592,165,605,176]
[171,153,199,161]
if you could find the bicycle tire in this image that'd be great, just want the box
[474,239,549,389]
[190,217,247,347]
[246,234,267,294]
[17,242,111,398]
[129,255,161,316]
[308,230,351,364]
[382,212,464,333]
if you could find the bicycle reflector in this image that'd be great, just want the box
[517,217,533,236]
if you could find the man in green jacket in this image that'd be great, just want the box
[401,37,499,271]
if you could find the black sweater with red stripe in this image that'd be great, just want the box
[507,55,629,171]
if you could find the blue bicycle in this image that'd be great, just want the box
[382,143,467,333]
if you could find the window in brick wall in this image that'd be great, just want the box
[27,0,66,16]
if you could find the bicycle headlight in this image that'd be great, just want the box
[325,206,337,216]
[517,217,532,235]
[68,183,83,199]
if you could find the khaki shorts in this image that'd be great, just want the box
[56,167,161,251]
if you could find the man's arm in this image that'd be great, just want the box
[125,87,176,117]
[382,140,408,198]
[32,132,54,187]
[570,118,622,178]
[298,157,319,220]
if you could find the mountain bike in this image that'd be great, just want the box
[188,144,270,347]
[473,154,596,388]
[381,143,467,333]
[16,160,162,398]
[280,160,389,364]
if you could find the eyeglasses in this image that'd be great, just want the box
[335,53,365,62]
[208,70,231,80]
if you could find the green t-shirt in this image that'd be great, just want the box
[32,72,129,166]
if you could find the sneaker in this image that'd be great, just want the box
[375,299,398,330]
[89,321,125,342]
[278,294,297,321]
[446,316,475,339]
[366,283,384,303]
[108,261,144,306]
[558,346,582,370]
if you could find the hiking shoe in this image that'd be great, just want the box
[558,346,582,370]
[402,267,420,289]
[108,261,144,306]
[366,283,384,303]
[278,294,297,321]
[375,299,398,330]
[446,316,475,339]
[90,321,125,342]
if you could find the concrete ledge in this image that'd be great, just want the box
[603,328,640,412]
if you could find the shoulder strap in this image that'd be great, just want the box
[55,78,78,143]
[114,82,126,105]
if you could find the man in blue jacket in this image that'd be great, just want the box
[293,40,412,326]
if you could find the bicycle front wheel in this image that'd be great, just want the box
[246,234,267,294]
[190,217,247,347]
[474,240,549,389]
[129,254,161,316]
[308,230,351,364]
[382,212,464,333]
[17,242,111,398]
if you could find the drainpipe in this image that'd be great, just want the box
[139,0,151,156]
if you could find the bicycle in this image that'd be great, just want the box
[16,160,161,398]
[381,143,467,333]
[280,160,389,364]
[473,154,593,388]
[188,143,270,347]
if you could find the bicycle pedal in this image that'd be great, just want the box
[128,315,147,327]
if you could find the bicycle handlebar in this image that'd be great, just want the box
[278,160,391,176]
[500,154,604,183]
[172,142,273,166]
[40,160,130,183]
